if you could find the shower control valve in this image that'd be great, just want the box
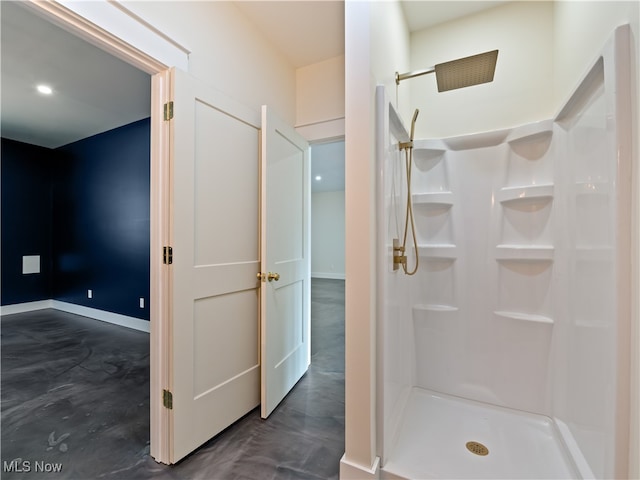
[392,238,407,271]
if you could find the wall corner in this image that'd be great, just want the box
[340,454,380,480]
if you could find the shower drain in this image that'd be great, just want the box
[465,441,489,456]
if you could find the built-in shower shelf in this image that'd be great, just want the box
[506,120,554,145]
[498,184,554,205]
[413,192,454,206]
[418,245,458,259]
[413,147,446,157]
[414,304,458,313]
[442,128,509,151]
[494,310,554,325]
[412,146,447,170]
[495,245,554,261]
[412,138,447,151]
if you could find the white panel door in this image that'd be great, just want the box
[169,68,261,462]
[260,106,311,418]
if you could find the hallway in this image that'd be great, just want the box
[1,279,345,479]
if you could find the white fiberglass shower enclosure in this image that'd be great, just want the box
[376,26,632,479]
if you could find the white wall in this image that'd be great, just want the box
[553,1,639,108]
[120,1,296,123]
[311,191,345,279]
[296,55,345,141]
[371,0,413,124]
[297,55,345,127]
[343,1,410,477]
[408,1,554,139]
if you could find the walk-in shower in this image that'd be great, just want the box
[377,26,631,479]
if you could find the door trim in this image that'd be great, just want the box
[22,0,184,464]
[19,1,188,73]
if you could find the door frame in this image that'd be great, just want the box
[20,0,188,464]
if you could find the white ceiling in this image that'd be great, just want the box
[0,1,345,150]
[0,1,507,151]
[235,1,345,68]
[0,1,151,149]
[400,1,509,32]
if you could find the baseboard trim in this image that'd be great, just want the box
[340,455,380,479]
[0,300,54,315]
[312,272,346,280]
[1,300,150,333]
[52,301,150,333]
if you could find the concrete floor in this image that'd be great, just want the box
[1,278,345,479]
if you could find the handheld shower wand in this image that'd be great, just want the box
[398,108,419,150]
[394,109,420,275]
[410,108,419,142]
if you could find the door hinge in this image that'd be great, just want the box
[164,101,174,121]
[163,246,173,265]
[163,389,173,409]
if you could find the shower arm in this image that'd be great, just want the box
[395,67,435,85]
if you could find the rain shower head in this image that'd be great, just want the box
[395,50,499,91]
[434,50,498,92]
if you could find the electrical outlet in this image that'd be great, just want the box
[88,289,93,299]
[140,298,145,309]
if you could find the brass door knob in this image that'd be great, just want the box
[267,272,280,282]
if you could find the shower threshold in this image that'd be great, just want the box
[381,388,579,479]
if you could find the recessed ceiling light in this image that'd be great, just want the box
[36,85,53,95]
[315,175,322,181]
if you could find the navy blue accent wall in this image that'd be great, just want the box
[1,139,55,304]
[54,118,150,320]
[1,118,150,320]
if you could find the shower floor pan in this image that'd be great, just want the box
[382,388,579,479]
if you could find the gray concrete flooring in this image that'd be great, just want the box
[1,278,344,479]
